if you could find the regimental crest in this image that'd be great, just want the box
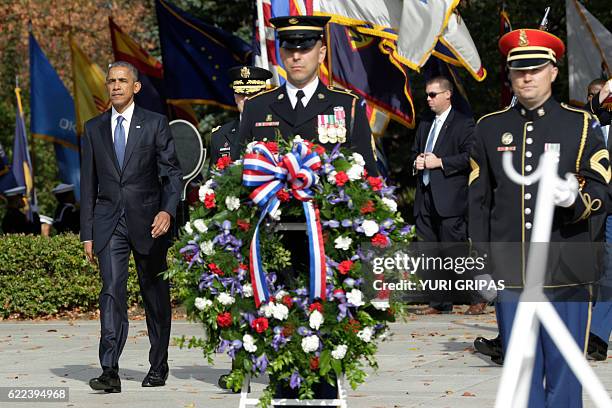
[518,29,529,47]
[240,66,250,79]
[288,17,299,25]
[501,132,513,145]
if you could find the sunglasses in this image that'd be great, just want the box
[426,91,447,99]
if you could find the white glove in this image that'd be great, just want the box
[553,175,579,208]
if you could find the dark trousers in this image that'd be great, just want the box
[97,214,171,371]
[416,185,471,311]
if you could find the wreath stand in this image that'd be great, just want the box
[239,221,349,407]
[495,151,612,408]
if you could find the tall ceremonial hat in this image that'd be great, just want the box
[499,28,565,70]
[270,16,331,49]
[228,66,272,95]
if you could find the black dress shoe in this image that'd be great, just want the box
[89,370,121,393]
[474,335,503,359]
[587,333,609,361]
[142,363,169,387]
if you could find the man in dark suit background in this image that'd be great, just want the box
[80,61,182,393]
[410,76,483,315]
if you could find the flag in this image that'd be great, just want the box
[156,0,252,110]
[321,23,415,129]
[12,84,36,219]
[499,5,513,107]
[30,33,80,199]
[0,141,17,193]
[70,38,110,134]
[109,17,198,124]
[566,0,612,106]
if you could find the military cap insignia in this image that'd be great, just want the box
[240,66,250,79]
[518,29,529,47]
[501,132,513,145]
[288,17,299,25]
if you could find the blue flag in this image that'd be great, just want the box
[156,0,252,110]
[29,33,80,200]
[0,141,17,193]
[13,85,36,219]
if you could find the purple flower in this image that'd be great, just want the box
[400,224,413,236]
[323,220,340,228]
[255,353,269,373]
[343,278,356,288]
[297,326,311,336]
[271,328,288,351]
[228,340,243,359]
[341,219,352,228]
[290,371,303,389]
[296,287,308,296]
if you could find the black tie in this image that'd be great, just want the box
[294,90,306,122]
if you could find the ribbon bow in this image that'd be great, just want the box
[242,141,326,307]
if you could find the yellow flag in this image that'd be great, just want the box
[70,38,110,134]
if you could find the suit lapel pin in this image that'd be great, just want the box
[317,93,325,100]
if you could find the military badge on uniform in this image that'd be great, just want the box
[317,106,347,144]
[501,132,513,145]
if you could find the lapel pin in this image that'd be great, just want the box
[278,94,284,100]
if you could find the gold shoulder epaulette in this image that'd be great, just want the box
[561,103,593,120]
[247,86,279,100]
[477,106,511,124]
[211,125,221,133]
[327,85,358,99]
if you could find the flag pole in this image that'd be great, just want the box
[256,0,270,73]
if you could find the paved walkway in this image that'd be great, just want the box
[0,308,609,407]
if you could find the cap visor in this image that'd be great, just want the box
[507,59,552,70]
[280,38,318,50]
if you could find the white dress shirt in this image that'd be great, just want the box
[110,102,135,144]
[286,77,319,109]
[427,105,452,151]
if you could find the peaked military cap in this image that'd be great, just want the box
[228,66,272,95]
[499,28,565,70]
[270,15,331,49]
[52,183,75,195]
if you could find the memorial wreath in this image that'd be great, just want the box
[169,136,413,406]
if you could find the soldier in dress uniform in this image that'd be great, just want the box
[238,15,378,175]
[1,186,40,235]
[469,29,609,407]
[52,183,80,234]
[208,66,272,174]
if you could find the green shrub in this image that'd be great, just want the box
[0,233,177,318]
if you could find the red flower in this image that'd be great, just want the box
[335,171,349,186]
[276,189,291,202]
[367,176,383,191]
[216,312,232,328]
[204,193,216,209]
[282,324,295,337]
[345,319,361,333]
[333,288,345,297]
[360,200,376,214]
[337,260,354,275]
[237,219,251,231]
[216,156,233,170]
[362,169,368,178]
[183,252,194,262]
[371,233,390,248]
[310,356,320,370]
[309,302,323,313]
[282,295,294,308]
[264,141,279,154]
[315,145,326,156]
[251,317,269,333]
[208,263,224,276]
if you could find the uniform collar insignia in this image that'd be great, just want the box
[317,93,325,100]
[278,93,284,100]
[537,107,545,117]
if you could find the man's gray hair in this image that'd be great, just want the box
[107,61,139,81]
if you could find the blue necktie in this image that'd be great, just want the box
[114,116,126,169]
[422,119,438,186]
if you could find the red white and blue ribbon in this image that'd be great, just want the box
[242,141,326,307]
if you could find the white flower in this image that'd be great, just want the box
[275,290,289,301]
[272,303,289,321]
[293,135,304,143]
[200,240,215,256]
[361,220,379,237]
[371,300,390,311]
[327,170,338,184]
[260,303,274,318]
[218,292,235,306]
[199,185,214,201]
[301,335,320,353]
[331,344,348,360]
[194,297,212,311]
[381,197,397,213]
[309,310,324,330]
[243,334,257,353]
[346,164,364,181]
[269,207,282,221]
[242,283,253,298]
[351,153,365,167]
[234,159,243,165]
[334,235,352,251]
[225,196,240,211]
[193,219,208,233]
[346,289,365,307]
[357,327,374,343]
[184,221,193,235]
[323,163,334,175]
